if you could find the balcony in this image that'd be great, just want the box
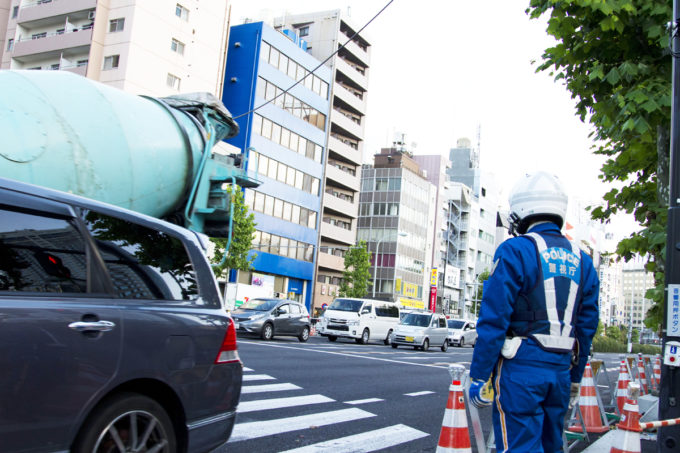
[320,221,356,245]
[323,192,358,219]
[335,57,368,91]
[18,0,97,25]
[13,28,93,60]
[317,251,345,271]
[328,135,362,166]
[333,81,366,114]
[341,38,370,68]
[331,109,363,141]
[326,164,360,192]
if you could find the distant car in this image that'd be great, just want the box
[0,178,242,453]
[232,298,311,342]
[447,319,477,347]
[391,312,449,352]
[317,298,400,344]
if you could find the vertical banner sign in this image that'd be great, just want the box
[669,284,680,337]
[430,268,438,312]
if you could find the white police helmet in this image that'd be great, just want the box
[508,171,568,236]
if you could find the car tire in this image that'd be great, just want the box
[459,338,465,348]
[261,323,274,341]
[421,338,429,352]
[298,326,310,342]
[328,335,337,342]
[384,329,393,346]
[72,392,176,453]
[441,340,448,352]
[392,343,398,349]
[359,328,370,345]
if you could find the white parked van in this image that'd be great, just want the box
[318,298,401,344]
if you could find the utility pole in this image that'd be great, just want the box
[659,2,680,450]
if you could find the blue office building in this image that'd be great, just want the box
[222,22,330,311]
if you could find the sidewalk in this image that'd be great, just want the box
[581,431,656,452]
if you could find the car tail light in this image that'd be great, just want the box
[215,318,240,364]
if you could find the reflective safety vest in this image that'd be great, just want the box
[508,232,583,353]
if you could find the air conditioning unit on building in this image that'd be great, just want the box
[88,11,96,20]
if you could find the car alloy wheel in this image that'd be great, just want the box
[459,338,465,348]
[384,329,393,346]
[261,323,274,341]
[441,340,448,352]
[73,393,176,453]
[360,328,370,345]
[421,338,429,351]
[299,326,309,342]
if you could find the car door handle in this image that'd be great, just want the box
[68,320,116,332]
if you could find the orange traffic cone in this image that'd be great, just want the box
[653,355,661,387]
[569,363,609,433]
[437,364,472,453]
[636,354,648,395]
[610,382,642,453]
[615,358,631,415]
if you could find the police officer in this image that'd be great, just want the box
[468,172,599,452]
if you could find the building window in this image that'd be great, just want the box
[109,18,125,33]
[77,59,89,67]
[12,6,18,19]
[103,55,120,70]
[298,26,309,37]
[175,3,189,21]
[167,73,181,90]
[50,63,60,70]
[31,32,47,40]
[6,39,13,52]
[171,38,185,55]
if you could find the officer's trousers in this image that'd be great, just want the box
[491,357,571,452]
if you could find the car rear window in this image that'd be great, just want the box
[0,208,88,293]
[448,320,465,329]
[81,210,199,301]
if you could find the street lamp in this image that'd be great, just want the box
[372,231,407,298]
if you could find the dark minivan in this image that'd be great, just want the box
[0,178,242,453]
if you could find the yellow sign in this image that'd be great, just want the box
[395,278,402,293]
[404,282,418,298]
[399,297,425,309]
[430,268,438,286]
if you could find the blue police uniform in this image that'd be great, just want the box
[469,222,599,452]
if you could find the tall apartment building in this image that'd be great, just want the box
[274,10,371,315]
[621,262,655,330]
[1,0,229,96]
[446,138,500,276]
[222,22,331,312]
[357,148,436,310]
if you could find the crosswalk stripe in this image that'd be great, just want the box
[344,398,384,405]
[243,374,275,381]
[238,395,335,413]
[278,424,429,452]
[229,408,375,442]
[241,383,302,394]
[405,391,434,397]
[243,367,254,372]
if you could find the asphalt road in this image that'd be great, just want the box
[214,335,656,453]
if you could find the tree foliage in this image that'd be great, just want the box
[211,185,257,279]
[474,270,491,316]
[339,241,372,298]
[527,0,673,331]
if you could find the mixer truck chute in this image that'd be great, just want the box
[0,70,260,239]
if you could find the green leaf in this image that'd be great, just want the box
[605,67,621,85]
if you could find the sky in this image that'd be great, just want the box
[227,0,637,240]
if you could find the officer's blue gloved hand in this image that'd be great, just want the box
[468,378,492,408]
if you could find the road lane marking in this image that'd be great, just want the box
[405,391,435,397]
[238,395,335,413]
[242,374,275,381]
[278,424,429,452]
[228,408,375,442]
[241,383,302,394]
[239,340,460,370]
[344,398,384,405]
[243,367,254,372]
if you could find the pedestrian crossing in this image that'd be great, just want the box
[229,367,430,451]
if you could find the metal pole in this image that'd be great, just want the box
[660,2,680,450]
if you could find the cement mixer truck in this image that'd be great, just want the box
[0,69,259,238]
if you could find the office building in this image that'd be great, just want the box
[222,22,331,312]
[357,147,436,309]
[1,0,229,96]
[274,10,371,315]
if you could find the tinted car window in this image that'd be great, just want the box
[81,210,198,301]
[448,320,465,329]
[328,298,363,312]
[0,208,88,293]
[439,317,446,328]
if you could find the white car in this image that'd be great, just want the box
[447,319,477,347]
[391,312,449,352]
